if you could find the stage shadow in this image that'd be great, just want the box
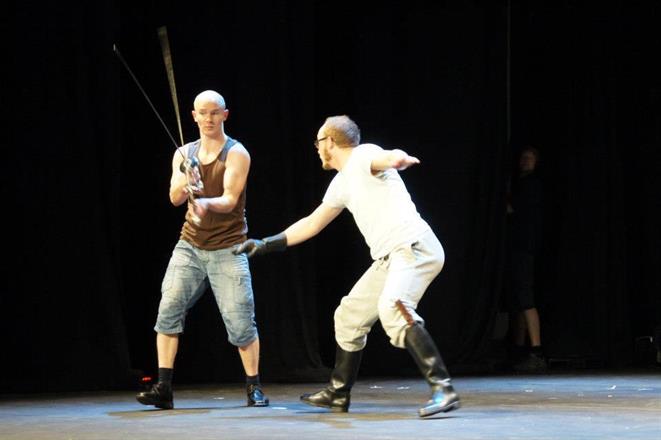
[109,404,247,418]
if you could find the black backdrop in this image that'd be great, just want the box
[3,0,659,393]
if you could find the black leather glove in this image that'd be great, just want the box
[233,233,287,257]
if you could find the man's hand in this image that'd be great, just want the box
[371,148,421,172]
[234,239,266,257]
[180,157,200,174]
[233,233,288,257]
[193,198,209,218]
[390,151,420,170]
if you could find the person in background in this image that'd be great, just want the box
[506,146,547,373]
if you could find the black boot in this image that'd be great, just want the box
[136,382,174,409]
[247,383,269,407]
[300,345,363,412]
[405,325,460,417]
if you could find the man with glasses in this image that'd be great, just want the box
[234,115,460,417]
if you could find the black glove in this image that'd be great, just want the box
[233,233,287,257]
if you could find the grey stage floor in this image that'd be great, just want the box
[1,371,660,440]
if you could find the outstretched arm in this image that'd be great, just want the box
[233,203,343,257]
[370,149,420,172]
[283,202,343,246]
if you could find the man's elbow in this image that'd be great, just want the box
[223,200,238,212]
[170,192,187,207]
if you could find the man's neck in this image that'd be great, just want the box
[334,147,354,171]
[200,131,227,153]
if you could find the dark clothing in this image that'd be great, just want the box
[180,137,248,250]
[509,172,542,253]
[507,250,536,311]
[505,172,543,311]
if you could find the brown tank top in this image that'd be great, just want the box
[179,137,248,250]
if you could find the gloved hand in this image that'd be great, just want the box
[233,233,287,257]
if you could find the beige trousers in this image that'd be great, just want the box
[334,229,445,351]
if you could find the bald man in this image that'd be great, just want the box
[137,90,268,409]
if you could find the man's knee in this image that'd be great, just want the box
[225,314,258,347]
[154,295,188,334]
[377,296,411,324]
[228,329,258,347]
[377,298,421,349]
[333,305,370,351]
[431,258,444,278]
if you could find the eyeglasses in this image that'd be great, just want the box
[314,136,329,149]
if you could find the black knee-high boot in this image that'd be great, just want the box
[300,345,363,412]
[405,324,460,417]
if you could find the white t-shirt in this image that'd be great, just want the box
[322,144,431,259]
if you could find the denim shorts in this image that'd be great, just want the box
[154,240,258,347]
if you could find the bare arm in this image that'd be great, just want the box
[195,145,250,215]
[370,148,420,172]
[169,147,189,206]
[283,202,344,246]
[233,202,343,257]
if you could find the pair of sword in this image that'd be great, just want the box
[113,27,203,225]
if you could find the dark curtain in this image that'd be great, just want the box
[3,0,658,393]
[306,1,509,373]
[3,1,131,392]
[510,1,661,365]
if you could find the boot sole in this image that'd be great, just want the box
[247,399,270,407]
[418,399,461,417]
[136,395,174,410]
[300,398,348,412]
